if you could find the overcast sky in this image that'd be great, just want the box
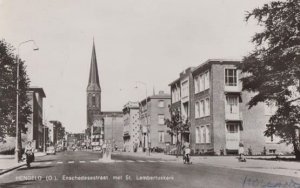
[0,0,269,133]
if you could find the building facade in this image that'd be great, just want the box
[122,102,140,152]
[139,91,171,151]
[25,87,46,151]
[169,59,292,155]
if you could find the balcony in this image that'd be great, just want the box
[224,85,241,93]
[225,112,243,121]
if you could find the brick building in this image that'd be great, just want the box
[122,102,140,152]
[169,59,292,155]
[139,91,171,151]
[25,87,46,151]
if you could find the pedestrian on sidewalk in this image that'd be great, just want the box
[238,142,246,162]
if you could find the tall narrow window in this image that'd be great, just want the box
[194,76,198,93]
[195,127,200,143]
[195,101,200,118]
[225,69,237,86]
[200,126,206,143]
[200,75,204,91]
[200,100,205,117]
[159,132,165,143]
[205,98,210,116]
[205,125,210,143]
[92,94,96,107]
[226,96,238,114]
[204,71,210,90]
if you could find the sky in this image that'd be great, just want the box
[0,0,270,133]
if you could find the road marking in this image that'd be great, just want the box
[115,160,123,162]
[90,160,99,163]
[137,160,145,162]
[68,161,74,163]
[158,160,165,162]
[79,161,86,163]
[126,160,134,162]
[45,162,52,164]
[34,162,41,165]
[57,161,63,164]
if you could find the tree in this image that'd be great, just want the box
[0,39,31,140]
[239,0,300,160]
[164,108,190,158]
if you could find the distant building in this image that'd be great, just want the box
[47,120,65,146]
[25,87,46,151]
[67,133,85,148]
[139,91,171,151]
[169,59,292,155]
[122,102,140,152]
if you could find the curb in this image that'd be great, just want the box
[0,162,26,176]
[0,153,47,176]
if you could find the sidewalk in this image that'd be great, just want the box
[0,152,47,175]
[116,152,300,178]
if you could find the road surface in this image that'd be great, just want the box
[0,151,299,188]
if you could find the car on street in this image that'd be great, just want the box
[46,146,56,155]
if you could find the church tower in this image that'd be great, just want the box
[87,40,101,129]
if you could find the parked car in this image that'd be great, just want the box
[46,146,56,155]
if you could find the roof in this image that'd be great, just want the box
[140,92,171,104]
[102,111,123,117]
[168,77,180,87]
[192,59,241,75]
[28,87,46,98]
[87,40,101,91]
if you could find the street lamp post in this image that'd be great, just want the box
[135,81,150,156]
[15,40,39,163]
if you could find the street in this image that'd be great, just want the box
[1,151,299,188]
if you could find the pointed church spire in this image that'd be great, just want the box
[87,39,101,91]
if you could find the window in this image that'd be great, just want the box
[204,71,210,90]
[200,75,204,91]
[158,100,164,108]
[92,94,96,107]
[182,80,189,98]
[194,76,198,93]
[205,98,210,116]
[159,132,165,143]
[227,124,238,133]
[200,126,206,143]
[205,125,210,143]
[200,100,205,117]
[225,69,237,86]
[195,101,200,118]
[226,96,238,114]
[158,115,164,125]
[195,127,200,143]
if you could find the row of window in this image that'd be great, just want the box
[194,71,210,93]
[195,98,210,118]
[172,68,239,103]
[195,125,210,144]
